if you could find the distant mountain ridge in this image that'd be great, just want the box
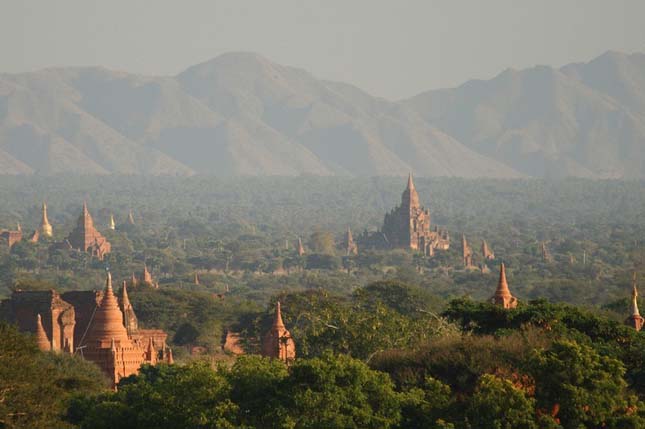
[1,50,643,178]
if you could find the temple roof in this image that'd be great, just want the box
[272,301,285,329]
[35,314,51,351]
[84,272,130,346]
[631,273,640,317]
[494,263,513,299]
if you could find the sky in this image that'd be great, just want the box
[2,1,645,100]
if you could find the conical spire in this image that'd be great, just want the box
[631,273,640,317]
[84,272,130,347]
[495,263,511,297]
[297,237,305,256]
[141,263,152,284]
[16,222,21,232]
[109,214,116,230]
[146,337,157,363]
[262,301,296,362]
[272,301,285,329]
[35,314,51,351]
[121,280,131,309]
[401,173,420,209]
[77,201,94,230]
[128,210,135,225]
[40,202,53,237]
[491,263,518,309]
[345,226,358,256]
[407,172,415,191]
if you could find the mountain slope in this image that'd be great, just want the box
[405,51,645,178]
[1,50,644,178]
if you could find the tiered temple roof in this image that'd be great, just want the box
[381,174,450,255]
[66,202,111,260]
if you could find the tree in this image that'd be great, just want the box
[308,231,335,255]
[225,355,289,429]
[67,363,238,429]
[285,352,402,429]
[399,376,455,429]
[0,322,107,429]
[464,374,543,429]
[528,340,645,428]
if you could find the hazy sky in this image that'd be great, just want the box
[2,1,644,99]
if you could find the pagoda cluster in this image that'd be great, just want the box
[0,202,138,260]
[0,272,172,388]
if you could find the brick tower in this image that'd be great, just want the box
[66,202,111,260]
[625,273,644,331]
[261,301,296,363]
[490,263,518,309]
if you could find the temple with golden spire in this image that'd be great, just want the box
[261,301,296,363]
[109,214,116,230]
[381,173,450,255]
[625,273,644,331]
[40,202,53,237]
[490,263,518,309]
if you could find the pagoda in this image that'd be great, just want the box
[66,202,111,260]
[40,202,53,237]
[625,273,644,331]
[344,226,358,256]
[490,263,518,309]
[261,301,296,363]
[381,174,449,255]
[81,272,167,388]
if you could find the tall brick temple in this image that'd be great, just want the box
[66,202,111,260]
[1,272,172,388]
[261,301,296,363]
[381,174,450,255]
[490,263,518,309]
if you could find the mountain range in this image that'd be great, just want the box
[1,50,644,178]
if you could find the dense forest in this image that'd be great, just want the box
[1,176,645,428]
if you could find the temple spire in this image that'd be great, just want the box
[40,202,53,237]
[109,214,116,230]
[407,172,415,191]
[631,273,640,317]
[261,301,296,362]
[297,237,305,256]
[496,263,510,296]
[121,280,131,309]
[35,314,51,351]
[273,301,285,328]
[490,263,518,309]
[401,173,420,209]
[625,273,644,331]
[84,271,130,347]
